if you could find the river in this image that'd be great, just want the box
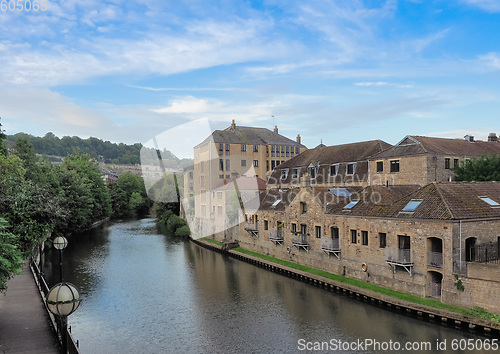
[42,218,493,353]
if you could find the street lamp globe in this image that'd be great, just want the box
[53,236,68,251]
[46,282,81,317]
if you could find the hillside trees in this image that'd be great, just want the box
[109,172,152,219]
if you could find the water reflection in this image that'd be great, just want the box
[43,219,490,353]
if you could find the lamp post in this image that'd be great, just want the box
[48,236,80,354]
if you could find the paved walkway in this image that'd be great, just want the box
[0,262,60,353]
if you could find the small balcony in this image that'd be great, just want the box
[321,238,341,259]
[269,229,284,246]
[291,232,309,252]
[385,247,413,276]
[427,251,443,269]
[244,222,258,237]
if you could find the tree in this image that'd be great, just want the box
[453,155,500,182]
[0,218,23,292]
[0,120,7,157]
[109,172,151,219]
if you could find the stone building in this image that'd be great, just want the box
[189,120,305,237]
[231,179,500,314]
[369,134,500,186]
[267,140,391,189]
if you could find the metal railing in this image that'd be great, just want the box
[291,232,308,245]
[473,244,500,264]
[244,222,258,231]
[385,248,412,264]
[427,252,443,268]
[269,229,283,241]
[453,260,468,275]
[31,259,80,354]
[321,238,340,251]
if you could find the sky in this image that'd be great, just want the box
[1,0,500,158]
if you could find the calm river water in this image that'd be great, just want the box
[43,219,492,353]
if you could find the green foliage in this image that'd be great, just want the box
[109,172,152,219]
[454,274,465,291]
[155,203,189,237]
[174,225,191,237]
[453,155,500,181]
[0,120,7,157]
[0,218,24,292]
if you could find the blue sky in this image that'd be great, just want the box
[1,0,500,157]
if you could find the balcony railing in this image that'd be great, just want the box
[473,244,500,264]
[244,222,258,231]
[321,238,340,251]
[269,229,283,241]
[291,232,308,246]
[385,247,413,275]
[427,251,443,268]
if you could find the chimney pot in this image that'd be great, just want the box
[296,134,301,144]
[231,119,236,129]
[274,125,278,134]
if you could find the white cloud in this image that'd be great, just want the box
[153,97,219,114]
[354,81,413,88]
[460,0,500,12]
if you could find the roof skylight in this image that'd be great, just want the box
[330,188,351,197]
[271,199,281,208]
[402,200,422,212]
[479,196,500,207]
[344,200,359,209]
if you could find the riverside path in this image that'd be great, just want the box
[0,262,59,353]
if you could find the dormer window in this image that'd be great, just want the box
[308,163,317,179]
[300,201,307,213]
[281,169,289,179]
[346,163,356,175]
[479,196,500,208]
[329,164,339,176]
[292,168,300,179]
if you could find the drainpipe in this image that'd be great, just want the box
[459,220,462,266]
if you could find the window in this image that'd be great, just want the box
[308,166,317,179]
[200,176,204,186]
[379,233,387,248]
[330,188,351,197]
[201,205,206,216]
[344,200,359,209]
[225,144,230,155]
[300,201,307,213]
[226,159,230,171]
[241,159,246,167]
[390,160,400,173]
[281,169,289,179]
[479,196,500,207]
[225,175,230,179]
[291,223,297,233]
[296,146,300,154]
[398,235,411,250]
[264,220,268,230]
[376,161,383,173]
[219,174,224,179]
[329,164,339,176]
[271,199,281,208]
[444,158,450,169]
[217,191,223,199]
[253,145,258,152]
[219,159,224,171]
[271,160,276,170]
[241,144,246,152]
[200,161,204,172]
[218,143,223,156]
[315,226,321,239]
[189,171,193,179]
[454,159,459,168]
[300,224,307,235]
[253,160,258,167]
[266,161,269,171]
[346,163,356,175]
[217,206,222,214]
[292,168,300,179]
[331,227,339,239]
[281,146,285,157]
[362,231,368,245]
[271,145,275,157]
[351,229,357,244]
[286,146,290,157]
[402,200,422,212]
[291,149,294,158]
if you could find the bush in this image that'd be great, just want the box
[175,225,191,238]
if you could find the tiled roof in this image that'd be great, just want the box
[198,125,306,147]
[269,140,391,184]
[371,135,500,159]
[258,188,300,211]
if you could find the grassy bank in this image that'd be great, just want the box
[230,246,500,323]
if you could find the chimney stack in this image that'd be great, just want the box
[488,133,498,142]
[297,134,301,144]
[274,125,278,134]
[231,119,236,129]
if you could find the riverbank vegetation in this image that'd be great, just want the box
[155,202,190,237]
[0,121,156,291]
[202,240,500,323]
